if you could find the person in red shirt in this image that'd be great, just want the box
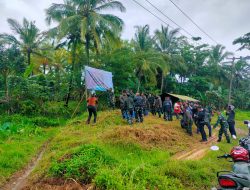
[86,93,98,124]
[174,100,181,119]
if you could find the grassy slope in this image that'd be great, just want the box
[0,116,60,185]
[27,110,247,190]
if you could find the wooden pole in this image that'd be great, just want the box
[71,88,88,119]
[228,57,235,106]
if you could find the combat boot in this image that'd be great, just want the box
[217,138,221,142]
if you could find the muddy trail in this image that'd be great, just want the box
[1,142,48,190]
[172,135,218,160]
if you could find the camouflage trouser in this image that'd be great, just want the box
[135,107,143,123]
[218,126,230,142]
[186,120,193,135]
[150,104,156,115]
[156,107,162,118]
[126,109,134,125]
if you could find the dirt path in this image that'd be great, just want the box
[173,135,218,160]
[173,127,249,161]
[1,142,48,190]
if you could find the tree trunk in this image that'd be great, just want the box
[4,73,8,100]
[65,43,77,107]
[85,34,90,65]
[137,78,141,92]
[27,51,31,65]
[161,73,164,93]
[43,64,46,74]
[27,50,33,76]
[65,76,73,107]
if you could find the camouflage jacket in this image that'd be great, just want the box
[214,114,229,128]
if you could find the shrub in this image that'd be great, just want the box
[30,117,60,127]
[94,168,124,190]
[0,121,43,141]
[19,100,39,115]
[49,144,117,183]
[40,102,71,117]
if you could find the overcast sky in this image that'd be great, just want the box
[0,0,249,57]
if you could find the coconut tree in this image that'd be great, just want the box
[154,25,179,92]
[46,0,126,65]
[209,44,232,66]
[0,18,45,68]
[132,25,166,91]
[133,25,153,52]
[208,44,233,86]
[154,25,179,53]
[233,32,250,51]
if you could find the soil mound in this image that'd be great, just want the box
[103,123,200,153]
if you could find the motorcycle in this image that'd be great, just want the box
[216,149,250,189]
[214,121,250,190]
[239,121,250,155]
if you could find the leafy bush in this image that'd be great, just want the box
[0,115,58,142]
[0,114,60,127]
[0,121,43,141]
[29,117,60,127]
[19,100,39,115]
[49,143,184,189]
[49,144,117,183]
[40,102,71,117]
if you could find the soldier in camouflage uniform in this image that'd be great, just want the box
[124,93,134,125]
[183,104,193,136]
[107,88,115,110]
[213,111,230,143]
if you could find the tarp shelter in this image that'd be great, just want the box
[161,93,199,103]
[84,66,113,91]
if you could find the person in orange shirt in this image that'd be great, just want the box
[86,93,98,124]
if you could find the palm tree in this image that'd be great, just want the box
[133,25,152,52]
[46,0,126,65]
[226,59,250,94]
[209,44,232,66]
[233,32,250,51]
[154,25,179,53]
[0,18,45,68]
[208,44,233,86]
[154,25,179,92]
[133,51,165,91]
[132,25,166,91]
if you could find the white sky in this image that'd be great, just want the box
[0,0,250,57]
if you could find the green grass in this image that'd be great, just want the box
[235,110,250,121]
[0,115,62,185]
[27,110,248,190]
[1,110,248,189]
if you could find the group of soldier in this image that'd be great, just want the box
[119,90,237,143]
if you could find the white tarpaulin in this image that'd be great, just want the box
[84,66,113,91]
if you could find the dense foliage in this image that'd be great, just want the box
[0,0,250,114]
